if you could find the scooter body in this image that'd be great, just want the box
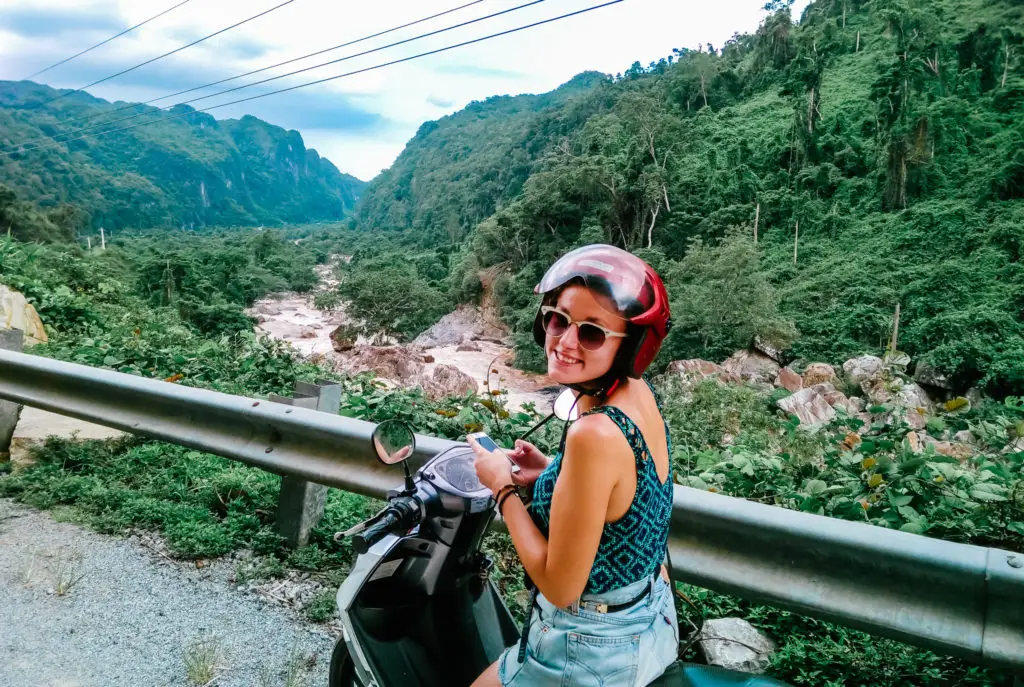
[330,438,789,687]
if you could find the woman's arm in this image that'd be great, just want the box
[498,416,623,608]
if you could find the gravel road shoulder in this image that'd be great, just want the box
[0,498,335,687]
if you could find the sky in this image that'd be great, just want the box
[0,0,811,181]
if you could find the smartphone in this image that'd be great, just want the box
[468,432,520,473]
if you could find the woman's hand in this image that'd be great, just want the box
[506,439,548,487]
[469,436,515,495]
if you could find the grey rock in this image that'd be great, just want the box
[699,617,776,674]
[914,361,953,390]
[752,334,786,363]
[722,350,781,385]
[843,355,884,386]
[952,430,976,445]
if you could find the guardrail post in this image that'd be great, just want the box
[270,379,340,548]
[0,328,24,461]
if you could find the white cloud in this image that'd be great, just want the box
[0,0,811,181]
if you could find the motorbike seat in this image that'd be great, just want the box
[650,662,790,686]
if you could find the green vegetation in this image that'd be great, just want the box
[0,82,366,231]
[352,0,1024,396]
[0,225,1021,684]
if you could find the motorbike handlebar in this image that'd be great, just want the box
[352,511,401,554]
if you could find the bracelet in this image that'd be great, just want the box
[494,484,516,506]
[497,489,521,515]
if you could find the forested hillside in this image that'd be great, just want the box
[0,81,366,232]
[353,0,1024,396]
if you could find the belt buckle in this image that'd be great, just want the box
[581,600,608,613]
[594,602,609,613]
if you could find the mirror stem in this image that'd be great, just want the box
[402,462,415,495]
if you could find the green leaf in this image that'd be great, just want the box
[804,479,828,496]
[888,493,913,507]
[1008,522,1024,536]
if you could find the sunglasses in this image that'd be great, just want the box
[541,306,627,352]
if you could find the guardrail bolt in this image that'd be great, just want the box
[1008,556,1022,569]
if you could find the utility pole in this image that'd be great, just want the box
[889,302,901,352]
[856,31,860,52]
[793,220,799,265]
[753,203,760,244]
[100,226,106,250]
[87,237,91,250]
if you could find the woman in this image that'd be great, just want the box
[470,244,678,686]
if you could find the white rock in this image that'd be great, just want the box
[699,618,776,674]
[843,355,884,386]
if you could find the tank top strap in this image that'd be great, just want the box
[581,405,653,466]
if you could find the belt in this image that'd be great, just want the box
[576,579,652,614]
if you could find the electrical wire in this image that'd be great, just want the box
[2,0,624,159]
[24,0,196,81]
[14,0,546,149]
[39,0,489,134]
[38,0,300,108]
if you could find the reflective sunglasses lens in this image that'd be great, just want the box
[578,324,607,351]
[543,310,569,336]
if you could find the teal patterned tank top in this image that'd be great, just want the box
[528,380,674,594]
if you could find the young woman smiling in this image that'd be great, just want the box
[470,245,678,687]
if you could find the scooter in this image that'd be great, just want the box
[329,391,789,687]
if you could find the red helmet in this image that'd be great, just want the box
[532,244,671,380]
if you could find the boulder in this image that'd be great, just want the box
[934,441,974,461]
[421,364,478,401]
[774,368,803,393]
[848,396,866,413]
[328,325,356,352]
[334,346,424,382]
[843,355,884,386]
[256,302,282,317]
[777,388,836,426]
[0,285,47,345]
[811,382,836,395]
[413,304,505,348]
[914,361,953,391]
[698,618,776,674]
[722,350,781,385]
[965,387,985,408]
[823,390,852,412]
[898,383,935,414]
[456,341,481,353]
[952,430,976,445]
[1003,437,1024,455]
[752,334,786,363]
[665,359,741,386]
[300,327,317,339]
[802,363,836,387]
[905,431,924,454]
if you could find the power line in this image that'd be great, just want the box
[24,0,196,81]
[39,0,300,108]
[2,0,624,159]
[20,0,548,149]
[25,0,489,136]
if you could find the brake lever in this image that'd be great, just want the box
[333,511,385,541]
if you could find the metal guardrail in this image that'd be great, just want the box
[0,349,1021,673]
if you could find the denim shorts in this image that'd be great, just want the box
[497,575,679,686]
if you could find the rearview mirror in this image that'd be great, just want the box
[552,388,579,422]
[371,420,416,465]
